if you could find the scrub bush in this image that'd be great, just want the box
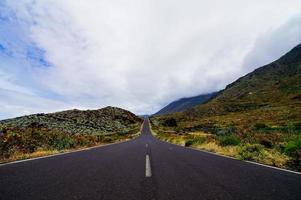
[219,135,240,146]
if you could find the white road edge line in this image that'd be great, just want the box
[0,122,146,167]
[0,136,141,168]
[245,160,301,175]
[188,147,301,175]
[145,154,152,177]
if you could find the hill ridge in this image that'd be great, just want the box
[154,92,217,115]
[0,106,142,135]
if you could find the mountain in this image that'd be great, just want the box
[154,92,217,115]
[154,44,301,127]
[151,43,301,170]
[194,43,301,116]
[0,106,142,135]
[177,43,300,119]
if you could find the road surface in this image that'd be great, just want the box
[1,118,301,200]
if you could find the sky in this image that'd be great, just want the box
[0,0,301,119]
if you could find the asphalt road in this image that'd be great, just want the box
[1,118,301,200]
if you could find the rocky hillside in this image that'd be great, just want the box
[154,92,217,115]
[0,106,142,135]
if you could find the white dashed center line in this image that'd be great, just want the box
[145,154,152,177]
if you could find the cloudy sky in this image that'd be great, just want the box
[0,0,301,119]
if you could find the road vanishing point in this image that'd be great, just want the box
[1,118,301,200]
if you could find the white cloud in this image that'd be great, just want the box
[242,16,301,71]
[1,0,301,118]
[0,88,70,120]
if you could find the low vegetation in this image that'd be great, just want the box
[0,106,141,135]
[0,122,141,163]
[0,106,142,163]
[151,122,294,169]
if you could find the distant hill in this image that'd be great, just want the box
[0,106,142,135]
[153,43,301,130]
[154,92,217,115]
[188,43,301,117]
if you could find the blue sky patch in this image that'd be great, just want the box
[0,43,5,51]
[0,42,12,56]
[26,47,51,67]
[0,16,10,22]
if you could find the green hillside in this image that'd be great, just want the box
[151,44,301,171]
[191,43,301,116]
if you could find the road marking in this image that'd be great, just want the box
[178,145,301,175]
[245,161,301,175]
[145,154,152,177]
[146,144,148,148]
[187,147,301,175]
[148,124,301,175]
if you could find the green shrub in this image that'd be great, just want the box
[184,137,206,147]
[162,118,177,127]
[0,136,9,159]
[259,138,273,148]
[281,123,301,134]
[21,129,45,153]
[216,126,236,136]
[238,144,263,161]
[54,135,75,150]
[254,123,268,130]
[219,135,240,146]
[185,139,193,147]
[284,138,301,156]
[193,137,207,144]
[118,130,129,136]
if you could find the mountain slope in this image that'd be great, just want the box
[154,92,217,115]
[151,44,301,171]
[184,43,301,118]
[154,43,301,128]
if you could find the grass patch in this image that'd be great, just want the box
[151,124,294,170]
[284,137,301,156]
[237,144,288,167]
[185,137,207,147]
[1,149,60,163]
[195,142,239,157]
[253,123,269,130]
[219,135,240,146]
[238,144,264,161]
